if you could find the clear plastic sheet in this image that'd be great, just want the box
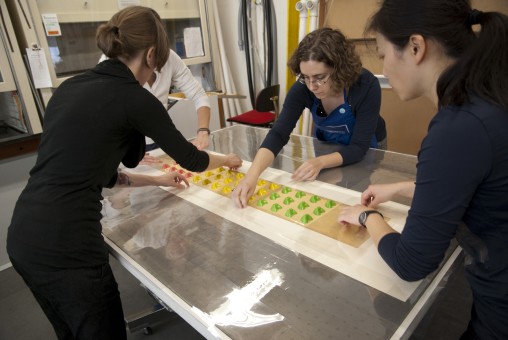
[102,126,460,339]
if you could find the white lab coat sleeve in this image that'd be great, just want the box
[167,50,210,110]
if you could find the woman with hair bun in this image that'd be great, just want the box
[338,1,508,338]
[7,6,241,339]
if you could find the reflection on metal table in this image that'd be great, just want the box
[101,125,461,340]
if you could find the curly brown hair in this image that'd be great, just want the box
[288,27,362,91]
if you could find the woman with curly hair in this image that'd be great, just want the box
[232,27,385,208]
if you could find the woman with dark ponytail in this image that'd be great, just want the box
[7,6,241,339]
[338,1,508,338]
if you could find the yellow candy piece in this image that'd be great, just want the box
[269,183,280,190]
[257,188,267,196]
[257,179,267,186]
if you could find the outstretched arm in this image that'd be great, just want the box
[116,170,189,189]
[192,106,211,150]
[361,181,415,207]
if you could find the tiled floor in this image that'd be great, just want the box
[0,255,472,339]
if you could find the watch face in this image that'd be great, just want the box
[359,211,367,227]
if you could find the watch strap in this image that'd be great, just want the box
[359,210,384,227]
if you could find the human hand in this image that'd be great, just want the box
[291,158,324,181]
[192,131,210,150]
[139,153,162,165]
[224,153,243,170]
[337,204,369,226]
[155,172,189,189]
[361,183,400,207]
[231,174,258,208]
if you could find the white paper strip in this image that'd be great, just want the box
[140,150,420,301]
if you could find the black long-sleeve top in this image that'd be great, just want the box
[261,68,385,166]
[379,97,508,339]
[7,59,209,270]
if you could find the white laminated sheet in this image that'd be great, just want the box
[135,149,420,302]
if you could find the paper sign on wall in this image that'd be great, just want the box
[184,27,204,58]
[26,48,53,89]
[41,13,61,37]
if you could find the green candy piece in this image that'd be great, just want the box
[298,201,309,210]
[325,200,337,208]
[310,195,321,203]
[313,207,326,215]
[257,199,268,207]
[285,209,297,217]
[271,203,282,212]
[295,191,306,198]
[283,197,294,205]
[300,214,313,224]
[281,187,292,194]
[269,192,280,200]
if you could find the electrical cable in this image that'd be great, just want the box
[269,0,278,86]
[264,0,273,87]
[242,0,255,107]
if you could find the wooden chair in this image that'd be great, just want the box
[227,84,279,127]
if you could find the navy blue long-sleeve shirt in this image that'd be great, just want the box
[7,59,209,270]
[379,97,508,339]
[261,68,385,166]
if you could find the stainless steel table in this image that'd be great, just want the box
[102,125,461,340]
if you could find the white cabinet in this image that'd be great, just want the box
[0,0,42,144]
[7,0,215,106]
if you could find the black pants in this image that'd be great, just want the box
[460,321,480,340]
[10,258,126,340]
[460,305,481,340]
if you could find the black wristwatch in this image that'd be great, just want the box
[358,210,384,228]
